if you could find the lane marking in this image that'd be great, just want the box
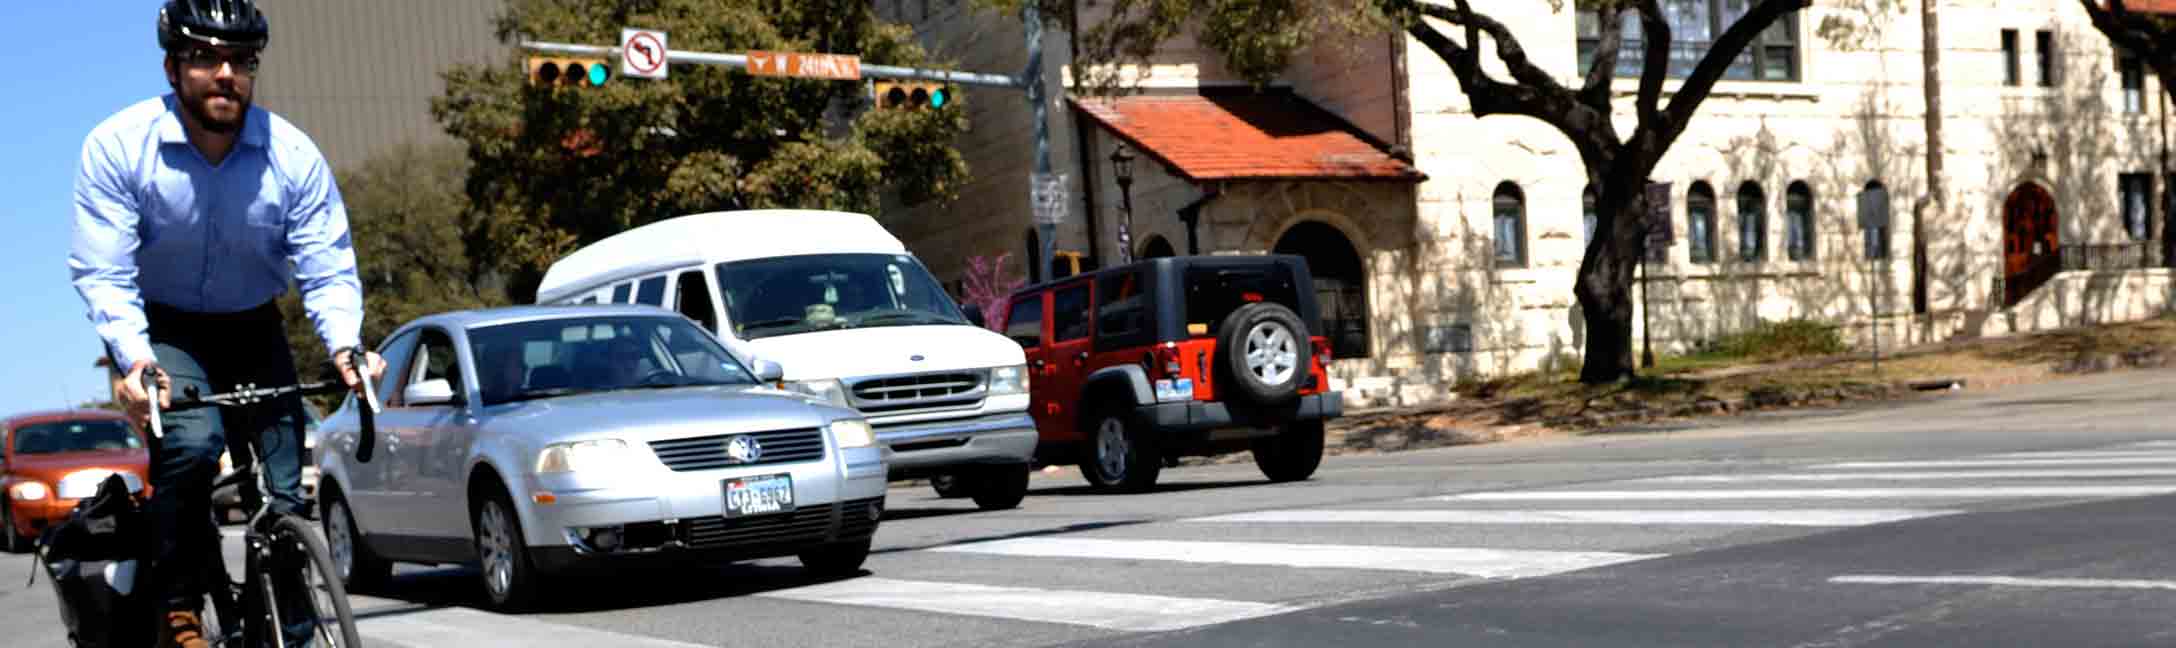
[1981,450,2176,460]
[1831,574,2176,591]
[1185,509,1959,527]
[1427,485,2176,501]
[761,577,1298,632]
[1641,468,2176,482]
[357,606,711,647]
[1816,457,2176,469]
[928,537,1661,579]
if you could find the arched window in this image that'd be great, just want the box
[1688,182,1718,263]
[1493,182,1528,268]
[1274,222,1371,359]
[1785,181,1816,261]
[1140,235,1177,259]
[1861,180,1892,260]
[1737,181,1767,262]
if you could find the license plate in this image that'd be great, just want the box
[723,474,795,518]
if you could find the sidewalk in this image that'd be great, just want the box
[1269,315,2176,463]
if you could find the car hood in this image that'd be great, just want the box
[742,324,1024,381]
[478,384,844,445]
[7,449,150,481]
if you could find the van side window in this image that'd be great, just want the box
[1005,295,1044,349]
[1052,284,1092,342]
[635,276,668,306]
[675,270,718,331]
[611,283,633,303]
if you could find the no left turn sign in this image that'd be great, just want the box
[621,28,668,80]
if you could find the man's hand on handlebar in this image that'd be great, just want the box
[112,359,171,428]
[334,348,385,394]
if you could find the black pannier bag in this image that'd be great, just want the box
[34,473,153,648]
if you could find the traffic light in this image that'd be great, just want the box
[527,56,612,88]
[873,81,954,111]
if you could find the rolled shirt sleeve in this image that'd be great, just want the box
[286,152,364,358]
[67,132,155,372]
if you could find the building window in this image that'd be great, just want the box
[2121,173,2154,241]
[1862,180,1892,260]
[1689,182,1718,263]
[2036,29,2056,87]
[1737,181,1767,262]
[2002,29,2020,86]
[1493,182,1528,268]
[2120,51,2146,114]
[1576,1,1801,82]
[1583,185,1599,247]
[1786,181,1816,261]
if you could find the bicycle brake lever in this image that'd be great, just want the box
[347,345,380,464]
[141,365,164,440]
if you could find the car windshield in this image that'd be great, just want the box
[716,253,968,340]
[467,316,759,405]
[11,420,141,455]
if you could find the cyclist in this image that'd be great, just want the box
[67,1,384,645]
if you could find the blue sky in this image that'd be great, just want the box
[3,2,176,414]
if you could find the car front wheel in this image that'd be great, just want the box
[473,490,545,611]
[970,464,1031,510]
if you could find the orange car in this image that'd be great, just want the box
[1,409,152,552]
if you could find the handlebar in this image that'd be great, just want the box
[140,344,381,464]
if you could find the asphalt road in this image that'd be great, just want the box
[1,368,2171,647]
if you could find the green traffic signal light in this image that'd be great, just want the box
[929,87,948,108]
[588,63,610,86]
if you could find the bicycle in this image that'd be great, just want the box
[143,347,379,648]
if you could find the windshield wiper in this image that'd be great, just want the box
[497,387,591,404]
[856,311,955,326]
[737,317,807,333]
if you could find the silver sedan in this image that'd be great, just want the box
[312,305,889,610]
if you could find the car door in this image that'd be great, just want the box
[1042,281,1095,444]
[401,328,476,542]
[344,330,419,535]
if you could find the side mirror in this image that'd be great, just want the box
[961,304,986,328]
[751,359,785,383]
[402,378,458,407]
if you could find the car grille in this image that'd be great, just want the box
[648,428,825,472]
[679,497,884,550]
[848,371,985,415]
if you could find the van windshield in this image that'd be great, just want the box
[717,254,967,340]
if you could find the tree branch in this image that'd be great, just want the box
[1391,0,1619,158]
[1582,7,1625,111]
[1659,0,1811,145]
[2079,0,2171,60]
[1407,1,1572,96]
[1634,0,1670,129]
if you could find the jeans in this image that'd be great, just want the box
[136,300,309,610]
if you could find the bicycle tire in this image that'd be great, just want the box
[268,515,364,647]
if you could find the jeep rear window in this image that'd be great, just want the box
[1096,270,1151,345]
[1052,284,1092,342]
[1183,265,1302,337]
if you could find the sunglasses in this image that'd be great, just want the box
[175,48,262,74]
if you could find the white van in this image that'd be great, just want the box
[534,210,1037,510]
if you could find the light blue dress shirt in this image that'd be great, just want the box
[69,94,363,372]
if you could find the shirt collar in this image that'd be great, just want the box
[158,94,272,149]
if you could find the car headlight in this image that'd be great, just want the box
[989,364,1029,395]
[827,419,876,449]
[535,439,640,473]
[9,482,48,501]
[57,470,144,500]
[788,379,851,408]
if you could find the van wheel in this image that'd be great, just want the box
[970,464,1031,510]
[1079,406,1160,492]
[1252,419,1325,483]
[930,473,970,499]
[799,539,872,578]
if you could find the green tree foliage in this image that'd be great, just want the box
[278,142,502,385]
[432,0,972,301]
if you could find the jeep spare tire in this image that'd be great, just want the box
[1216,302,1308,405]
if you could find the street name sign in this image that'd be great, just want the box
[747,51,864,81]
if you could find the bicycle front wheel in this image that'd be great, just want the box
[268,515,365,647]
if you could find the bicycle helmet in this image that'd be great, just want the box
[157,0,270,52]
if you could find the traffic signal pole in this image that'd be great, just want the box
[524,9,1062,282]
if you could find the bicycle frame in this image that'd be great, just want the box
[141,346,380,648]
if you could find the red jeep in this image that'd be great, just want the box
[995,255,1342,491]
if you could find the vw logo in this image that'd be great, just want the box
[723,435,764,464]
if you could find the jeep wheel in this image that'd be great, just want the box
[1080,407,1161,492]
[930,473,970,499]
[1217,302,1308,406]
[1252,419,1325,483]
[970,464,1031,510]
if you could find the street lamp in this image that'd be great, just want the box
[1110,143,1137,264]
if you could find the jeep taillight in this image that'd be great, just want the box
[1153,343,1183,377]
[1312,338,1332,367]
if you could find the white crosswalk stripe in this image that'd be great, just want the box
[760,577,1300,632]
[928,537,1663,578]
[1427,485,2176,501]
[359,606,712,648]
[1816,457,2176,468]
[1185,509,1960,526]
[1639,468,2176,482]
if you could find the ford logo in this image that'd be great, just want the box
[724,435,764,464]
[911,354,926,362]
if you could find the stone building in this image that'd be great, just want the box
[878,0,2176,408]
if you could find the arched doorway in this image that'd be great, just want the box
[1273,221,1370,359]
[2002,182,2060,307]
[1140,236,1177,259]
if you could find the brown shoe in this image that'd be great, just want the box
[165,610,211,648]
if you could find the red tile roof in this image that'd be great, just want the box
[2116,0,2176,14]
[1069,93,1424,183]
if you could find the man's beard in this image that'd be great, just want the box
[182,88,250,134]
